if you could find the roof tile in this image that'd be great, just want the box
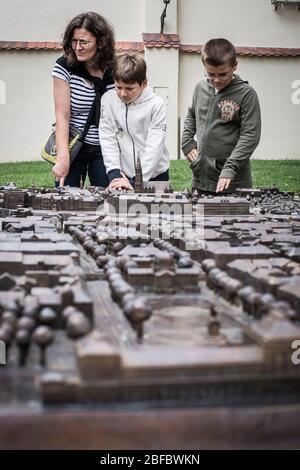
[142,33,180,49]
[116,41,144,52]
[180,44,300,57]
[0,39,299,57]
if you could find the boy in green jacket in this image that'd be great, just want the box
[181,38,261,193]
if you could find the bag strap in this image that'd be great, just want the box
[79,98,96,142]
[78,77,111,142]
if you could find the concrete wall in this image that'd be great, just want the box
[0,0,144,41]
[0,50,58,163]
[0,0,300,163]
[178,0,300,47]
[145,0,177,33]
[2,0,297,48]
[145,48,179,160]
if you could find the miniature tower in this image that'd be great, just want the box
[80,175,84,190]
[135,155,144,193]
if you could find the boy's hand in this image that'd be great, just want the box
[216,177,231,193]
[108,177,133,191]
[186,149,198,162]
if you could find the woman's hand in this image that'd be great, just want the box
[52,154,70,186]
[53,77,71,186]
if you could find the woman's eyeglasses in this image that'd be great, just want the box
[71,39,93,48]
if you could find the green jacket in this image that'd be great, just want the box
[181,75,261,192]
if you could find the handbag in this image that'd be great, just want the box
[41,96,95,165]
[41,124,83,165]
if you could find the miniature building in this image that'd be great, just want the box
[0,183,300,449]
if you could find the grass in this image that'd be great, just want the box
[0,161,55,189]
[171,159,300,192]
[0,160,299,192]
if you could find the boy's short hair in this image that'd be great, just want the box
[202,38,237,67]
[113,53,147,85]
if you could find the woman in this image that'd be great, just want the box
[52,12,115,187]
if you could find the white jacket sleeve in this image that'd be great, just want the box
[141,99,168,181]
[99,94,121,175]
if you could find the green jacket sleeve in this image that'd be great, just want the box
[220,89,261,180]
[181,90,198,156]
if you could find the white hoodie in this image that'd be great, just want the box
[99,85,169,182]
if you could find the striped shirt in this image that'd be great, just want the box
[52,62,114,145]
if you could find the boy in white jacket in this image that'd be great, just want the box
[99,53,170,190]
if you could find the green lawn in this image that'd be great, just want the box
[171,159,300,192]
[0,160,299,192]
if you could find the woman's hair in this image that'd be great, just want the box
[202,38,237,67]
[113,53,147,85]
[62,12,115,69]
